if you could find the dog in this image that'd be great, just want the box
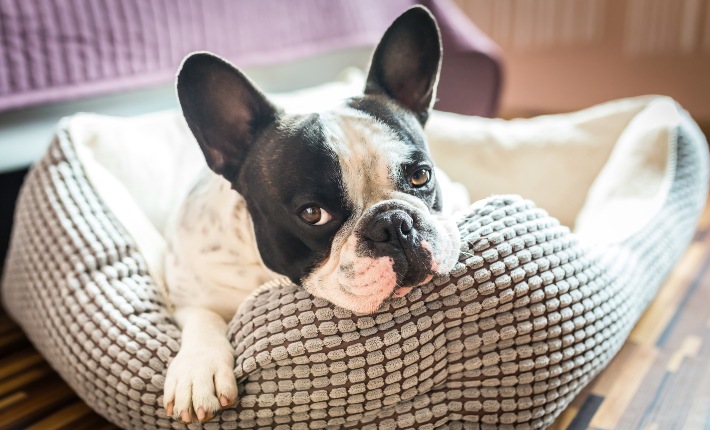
[162,6,464,423]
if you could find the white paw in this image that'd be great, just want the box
[163,341,237,423]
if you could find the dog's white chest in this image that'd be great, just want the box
[164,171,276,320]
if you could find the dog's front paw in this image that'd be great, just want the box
[163,343,237,423]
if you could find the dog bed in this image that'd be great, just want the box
[2,84,707,429]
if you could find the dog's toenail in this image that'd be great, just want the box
[197,407,206,421]
[180,410,191,422]
[220,395,229,406]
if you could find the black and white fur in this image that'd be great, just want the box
[163,7,462,423]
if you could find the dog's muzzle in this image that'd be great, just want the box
[357,203,434,287]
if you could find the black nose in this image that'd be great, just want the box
[362,210,414,245]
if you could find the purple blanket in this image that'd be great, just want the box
[0,0,501,116]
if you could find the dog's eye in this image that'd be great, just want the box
[409,168,431,188]
[299,205,333,225]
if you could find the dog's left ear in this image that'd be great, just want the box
[365,6,442,125]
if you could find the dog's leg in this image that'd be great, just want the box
[163,306,237,423]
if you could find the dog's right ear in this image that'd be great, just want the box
[177,52,279,180]
[365,6,442,125]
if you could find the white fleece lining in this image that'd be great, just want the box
[573,100,676,244]
[426,96,678,243]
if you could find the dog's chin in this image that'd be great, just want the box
[310,272,430,315]
[321,265,441,314]
[305,252,456,315]
[303,254,398,314]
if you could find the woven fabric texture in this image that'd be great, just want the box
[0,0,501,117]
[1,110,707,429]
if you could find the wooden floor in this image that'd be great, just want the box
[0,197,708,430]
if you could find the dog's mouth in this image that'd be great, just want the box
[389,239,438,297]
[390,272,434,298]
[388,239,436,286]
[335,242,438,310]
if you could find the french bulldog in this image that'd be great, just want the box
[163,6,464,423]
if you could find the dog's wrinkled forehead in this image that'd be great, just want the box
[322,97,431,211]
[321,109,407,210]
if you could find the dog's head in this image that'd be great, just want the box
[177,6,460,314]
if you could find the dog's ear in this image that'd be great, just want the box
[177,52,279,179]
[365,6,442,125]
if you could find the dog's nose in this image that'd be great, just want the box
[362,210,414,245]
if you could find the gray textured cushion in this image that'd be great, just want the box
[1,101,707,429]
